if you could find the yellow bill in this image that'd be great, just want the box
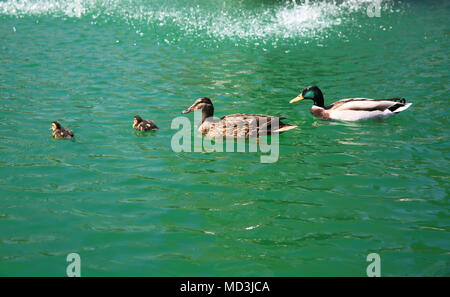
[289,94,304,104]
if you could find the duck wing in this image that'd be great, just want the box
[221,113,286,121]
[142,120,158,130]
[220,113,291,137]
[328,98,407,112]
[61,128,74,138]
[221,113,284,130]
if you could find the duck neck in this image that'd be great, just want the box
[201,105,214,123]
[313,94,325,108]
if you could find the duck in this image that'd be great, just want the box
[182,97,297,138]
[51,121,74,139]
[133,115,158,131]
[289,86,412,121]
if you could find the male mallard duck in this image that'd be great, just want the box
[182,97,296,138]
[133,115,158,131]
[290,86,412,121]
[51,121,74,139]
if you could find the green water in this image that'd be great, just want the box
[0,0,449,276]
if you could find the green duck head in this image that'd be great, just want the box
[290,86,324,108]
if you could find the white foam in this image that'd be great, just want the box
[0,0,397,41]
[0,0,92,18]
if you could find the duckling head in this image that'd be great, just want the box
[290,86,324,107]
[182,97,214,117]
[134,115,143,127]
[51,121,61,131]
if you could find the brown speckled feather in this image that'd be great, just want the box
[133,120,158,131]
[52,127,74,139]
[201,113,294,138]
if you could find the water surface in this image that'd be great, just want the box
[0,0,449,276]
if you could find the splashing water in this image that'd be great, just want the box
[1,0,398,43]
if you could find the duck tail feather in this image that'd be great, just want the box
[387,97,407,103]
[390,102,412,113]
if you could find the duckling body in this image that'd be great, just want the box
[182,97,296,138]
[290,86,412,121]
[51,121,74,139]
[133,115,158,131]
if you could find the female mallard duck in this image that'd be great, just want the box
[182,97,296,138]
[290,86,412,121]
[51,121,74,139]
[133,115,158,131]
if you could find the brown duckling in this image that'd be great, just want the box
[133,115,158,132]
[182,97,297,138]
[51,121,74,139]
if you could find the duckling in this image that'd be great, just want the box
[182,97,297,138]
[133,115,158,131]
[290,86,412,121]
[51,121,74,139]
